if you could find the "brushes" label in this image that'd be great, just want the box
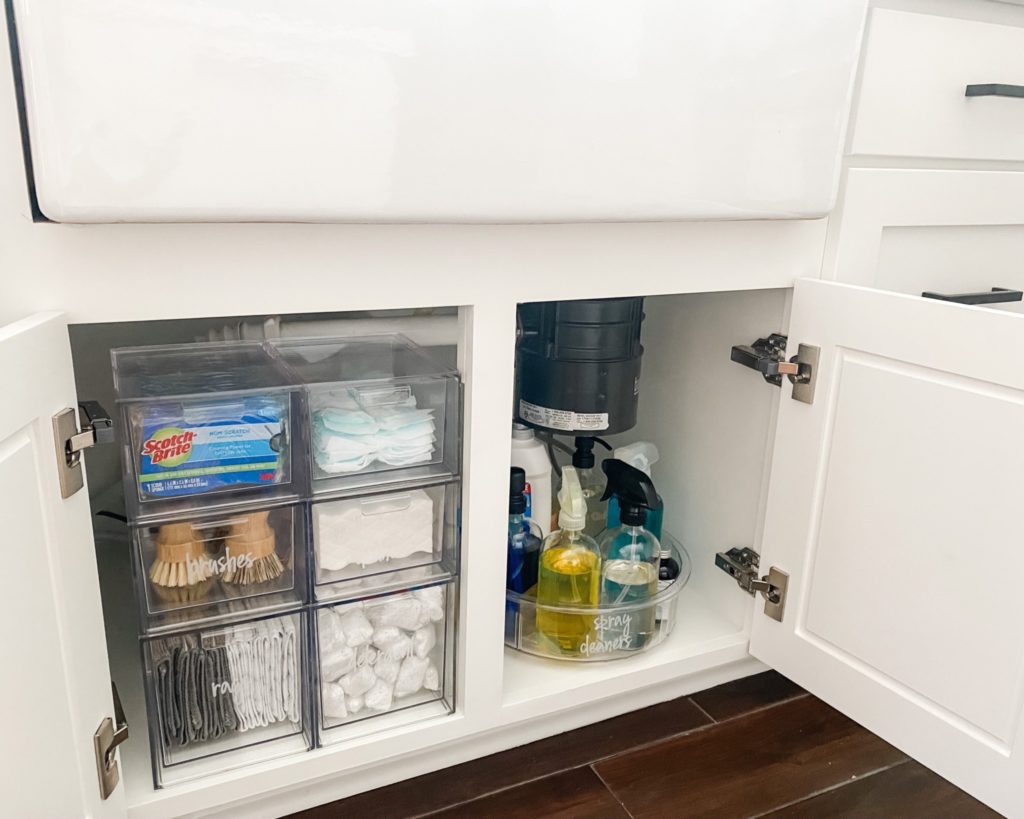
[186,550,254,583]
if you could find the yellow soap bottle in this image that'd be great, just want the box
[536,466,601,655]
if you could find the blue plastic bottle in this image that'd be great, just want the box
[507,467,542,594]
[506,467,543,642]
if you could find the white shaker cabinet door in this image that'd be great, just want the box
[0,314,124,818]
[752,279,1024,818]
[10,0,867,223]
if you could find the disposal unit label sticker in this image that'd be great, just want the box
[518,400,609,432]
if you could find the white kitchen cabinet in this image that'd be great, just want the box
[7,2,1024,818]
[8,274,1024,818]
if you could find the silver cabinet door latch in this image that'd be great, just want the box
[94,682,129,800]
[52,401,114,499]
[715,547,789,622]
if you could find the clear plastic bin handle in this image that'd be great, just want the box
[359,494,413,515]
[356,385,413,407]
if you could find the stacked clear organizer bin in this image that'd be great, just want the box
[112,335,461,784]
[267,335,460,745]
[113,341,311,786]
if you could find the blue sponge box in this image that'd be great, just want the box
[138,402,286,498]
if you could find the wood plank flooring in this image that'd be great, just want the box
[288,671,999,819]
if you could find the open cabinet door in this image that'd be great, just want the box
[751,279,1024,817]
[0,314,125,818]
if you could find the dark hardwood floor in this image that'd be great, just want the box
[288,671,1000,819]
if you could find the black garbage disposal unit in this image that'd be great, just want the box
[515,297,644,435]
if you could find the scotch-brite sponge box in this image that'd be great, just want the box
[137,399,287,498]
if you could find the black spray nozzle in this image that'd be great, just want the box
[509,467,527,515]
[572,436,611,469]
[600,458,660,526]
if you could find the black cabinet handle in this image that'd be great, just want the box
[966,84,1024,98]
[921,287,1023,305]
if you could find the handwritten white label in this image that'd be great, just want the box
[186,548,254,583]
[580,613,634,656]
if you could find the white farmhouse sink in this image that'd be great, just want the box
[11,1,867,222]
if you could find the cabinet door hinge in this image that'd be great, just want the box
[52,401,114,499]
[715,547,789,622]
[94,682,129,800]
[730,334,819,404]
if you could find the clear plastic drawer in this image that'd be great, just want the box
[133,503,307,633]
[313,580,456,744]
[267,335,461,496]
[141,610,310,787]
[311,480,459,602]
[111,341,304,523]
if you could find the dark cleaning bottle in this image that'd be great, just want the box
[655,546,681,626]
[507,467,543,594]
[597,459,662,650]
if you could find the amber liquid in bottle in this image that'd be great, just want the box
[536,539,600,654]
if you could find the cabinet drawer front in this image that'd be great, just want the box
[853,9,1024,161]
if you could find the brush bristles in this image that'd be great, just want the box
[152,581,212,604]
[149,557,215,588]
[222,553,285,586]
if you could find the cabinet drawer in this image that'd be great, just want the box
[142,610,311,787]
[312,481,460,603]
[313,581,456,745]
[134,503,307,634]
[267,335,461,498]
[853,9,1024,161]
[111,341,304,524]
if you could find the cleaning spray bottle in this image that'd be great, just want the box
[606,442,663,539]
[598,459,662,650]
[506,467,544,643]
[536,466,602,655]
[507,467,543,594]
[551,437,611,538]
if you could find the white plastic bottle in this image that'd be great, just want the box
[511,422,552,537]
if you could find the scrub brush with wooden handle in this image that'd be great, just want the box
[149,522,214,602]
[222,511,285,586]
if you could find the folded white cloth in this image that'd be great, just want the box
[314,491,436,572]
